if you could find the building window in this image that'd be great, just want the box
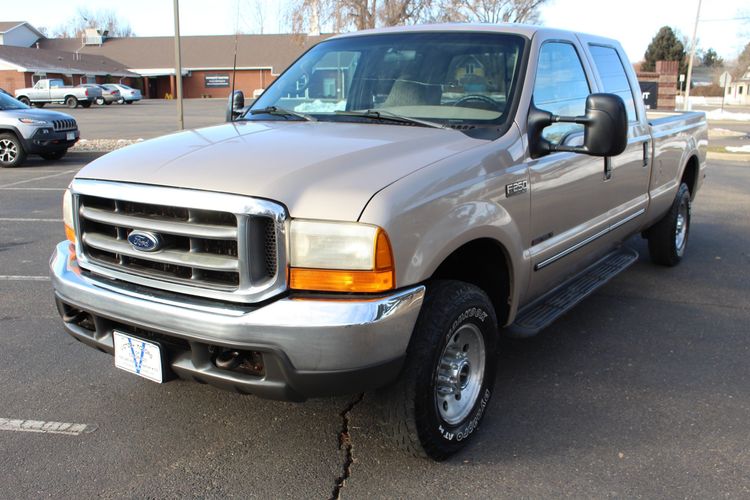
[740,85,744,95]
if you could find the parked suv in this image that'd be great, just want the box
[0,91,79,167]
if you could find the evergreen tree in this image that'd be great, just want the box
[643,26,686,74]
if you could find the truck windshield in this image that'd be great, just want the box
[249,32,526,130]
[0,92,28,110]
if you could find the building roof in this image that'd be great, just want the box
[40,34,333,75]
[0,21,45,39]
[0,45,138,76]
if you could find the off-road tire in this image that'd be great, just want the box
[647,182,691,266]
[65,96,78,108]
[0,132,27,168]
[40,150,67,161]
[377,280,498,460]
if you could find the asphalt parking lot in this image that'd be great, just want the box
[1,154,749,498]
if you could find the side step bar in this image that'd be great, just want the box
[507,247,639,338]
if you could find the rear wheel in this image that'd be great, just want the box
[95,97,105,105]
[40,150,67,161]
[33,102,46,108]
[378,280,498,460]
[65,96,78,108]
[0,133,26,168]
[104,100,112,105]
[81,101,92,108]
[647,182,691,266]
[125,100,133,104]
[18,96,30,106]
[117,97,125,104]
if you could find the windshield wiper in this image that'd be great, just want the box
[334,109,445,129]
[248,106,316,121]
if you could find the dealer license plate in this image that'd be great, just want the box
[66,132,75,141]
[113,331,163,383]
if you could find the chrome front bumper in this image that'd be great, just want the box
[50,242,424,400]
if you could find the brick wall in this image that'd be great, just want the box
[181,69,276,98]
[0,70,29,94]
[636,60,678,110]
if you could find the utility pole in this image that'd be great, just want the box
[173,0,184,130]
[683,0,702,111]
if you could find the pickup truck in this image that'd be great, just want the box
[51,24,707,460]
[15,78,101,108]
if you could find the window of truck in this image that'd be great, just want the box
[588,44,638,122]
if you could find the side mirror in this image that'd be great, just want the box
[226,90,245,122]
[528,93,628,159]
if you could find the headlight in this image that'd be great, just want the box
[289,220,394,293]
[18,117,49,126]
[63,188,75,243]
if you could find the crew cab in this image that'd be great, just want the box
[15,79,101,108]
[50,24,707,460]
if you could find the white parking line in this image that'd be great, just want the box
[0,418,96,436]
[0,169,77,188]
[0,187,65,191]
[0,276,51,281]
[0,218,62,222]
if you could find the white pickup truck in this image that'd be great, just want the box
[51,24,707,460]
[15,78,101,108]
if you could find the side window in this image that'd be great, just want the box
[589,44,637,122]
[533,42,590,144]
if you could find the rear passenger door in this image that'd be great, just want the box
[584,42,651,228]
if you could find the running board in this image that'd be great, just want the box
[507,247,639,338]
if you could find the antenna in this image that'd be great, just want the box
[229,0,241,122]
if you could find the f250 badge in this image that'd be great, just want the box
[505,179,528,197]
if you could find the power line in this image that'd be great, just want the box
[700,16,750,22]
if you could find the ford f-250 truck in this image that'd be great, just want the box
[15,79,101,108]
[51,24,707,460]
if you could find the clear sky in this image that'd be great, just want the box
[2,0,748,63]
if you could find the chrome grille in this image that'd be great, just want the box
[71,180,287,304]
[52,119,77,131]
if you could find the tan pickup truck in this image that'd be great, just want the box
[51,24,707,460]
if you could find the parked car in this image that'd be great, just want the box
[78,84,120,105]
[15,79,101,108]
[102,83,142,104]
[51,24,707,460]
[0,90,79,167]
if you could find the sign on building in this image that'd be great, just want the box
[638,81,658,109]
[205,74,230,88]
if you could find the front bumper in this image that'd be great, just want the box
[50,242,424,401]
[24,128,79,153]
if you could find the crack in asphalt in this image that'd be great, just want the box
[330,393,364,500]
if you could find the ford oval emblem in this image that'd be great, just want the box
[127,230,162,252]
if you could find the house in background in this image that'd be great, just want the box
[726,67,750,105]
[0,21,45,48]
[0,45,138,92]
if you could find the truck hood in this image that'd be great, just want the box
[2,108,76,121]
[76,120,481,220]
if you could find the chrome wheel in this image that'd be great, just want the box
[675,198,689,255]
[0,138,18,163]
[435,323,486,425]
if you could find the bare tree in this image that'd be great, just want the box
[287,0,547,33]
[53,7,135,38]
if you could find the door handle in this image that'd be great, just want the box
[642,140,649,167]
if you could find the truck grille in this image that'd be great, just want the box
[72,181,287,304]
[52,119,76,131]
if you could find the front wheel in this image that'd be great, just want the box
[95,97,105,105]
[378,280,498,460]
[647,182,691,266]
[0,133,27,167]
[65,96,78,108]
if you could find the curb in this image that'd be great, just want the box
[707,151,750,162]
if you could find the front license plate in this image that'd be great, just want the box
[113,331,163,383]
[66,131,75,141]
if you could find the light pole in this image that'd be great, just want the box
[173,0,184,130]
[684,0,702,111]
